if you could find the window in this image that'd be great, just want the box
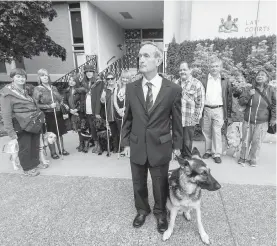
[0,61,7,73]
[70,11,84,44]
[69,3,80,9]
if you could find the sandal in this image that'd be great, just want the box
[51,153,60,159]
[120,153,125,157]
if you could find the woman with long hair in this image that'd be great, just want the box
[238,69,276,167]
[33,69,69,159]
[63,74,86,151]
[0,68,45,176]
[113,70,131,155]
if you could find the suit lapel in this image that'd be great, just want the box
[134,79,147,111]
[149,79,170,115]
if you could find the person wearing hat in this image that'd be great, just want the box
[79,64,104,153]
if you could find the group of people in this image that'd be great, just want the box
[0,65,132,176]
[0,41,275,234]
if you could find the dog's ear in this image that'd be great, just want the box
[191,147,201,159]
[176,155,190,168]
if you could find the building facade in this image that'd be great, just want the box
[0,0,276,82]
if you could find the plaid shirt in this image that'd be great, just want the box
[176,76,205,127]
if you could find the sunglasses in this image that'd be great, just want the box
[106,77,114,80]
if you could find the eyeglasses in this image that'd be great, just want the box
[106,78,114,80]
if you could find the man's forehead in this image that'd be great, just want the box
[139,44,156,54]
[179,63,189,69]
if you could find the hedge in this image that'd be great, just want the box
[166,35,276,78]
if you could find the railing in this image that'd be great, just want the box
[98,54,130,80]
[53,55,98,91]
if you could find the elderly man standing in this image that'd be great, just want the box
[176,62,205,159]
[201,57,231,163]
[121,42,182,234]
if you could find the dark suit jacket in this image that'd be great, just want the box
[121,77,183,167]
[201,76,231,120]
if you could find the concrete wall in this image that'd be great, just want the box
[81,2,124,72]
[189,1,276,40]
[0,2,75,82]
[163,1,181,50]
[23,2,74,81]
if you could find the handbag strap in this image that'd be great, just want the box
[255,87,271,108]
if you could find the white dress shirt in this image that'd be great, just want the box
[205,74,223,106]
[142,73,162,104]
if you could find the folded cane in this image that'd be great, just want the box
[103,91,111,157]
[117,96,126,159]
[50,86,63,160]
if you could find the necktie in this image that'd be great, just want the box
[145,82,153,111]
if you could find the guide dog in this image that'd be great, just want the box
[80,118,92,153]
[94,117,114,155]
[10,132,56,170]
[222,122,242,159]
[163,147,221,244]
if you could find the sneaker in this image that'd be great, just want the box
[37,163,49,169]
[238,158,246,167]
[249,160,257,167]
[213,157,222,164]
[24,169,40,177]
[202,153,212,159]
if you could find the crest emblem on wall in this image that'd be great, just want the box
[219,15,238,33]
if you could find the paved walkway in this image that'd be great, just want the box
[0,132,276,246]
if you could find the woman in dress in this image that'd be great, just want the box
[113,70,132,155]
[63,74,86,151]
[33,69,70,159]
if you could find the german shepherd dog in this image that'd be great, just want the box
[80,118,92,153]
[163,147,221,244]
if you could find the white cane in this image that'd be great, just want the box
[117,94,126,159]
[104,90,111,157]
[50,86,63,160]
[244,98,253,161]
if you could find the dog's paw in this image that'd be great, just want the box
[200,232,210,245]
[183,211,191,221]
[222,150,227,156]
[162,229,173,241]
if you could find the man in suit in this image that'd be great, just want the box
[201,57,232,163]
[121,42,182,233]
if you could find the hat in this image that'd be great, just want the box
[83,65,95,73]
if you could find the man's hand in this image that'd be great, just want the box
[269,119,276,126]
[124,146,130,158]
[95,114,101,119]
[173,149,181,157]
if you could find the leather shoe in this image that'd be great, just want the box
[157,217,168,234]
[214,157,222,163]
[133,214,147,228]
[202,153,212,159]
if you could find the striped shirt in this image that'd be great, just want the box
[176,76,205,127]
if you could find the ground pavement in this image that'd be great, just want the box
[0,132,276,246]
